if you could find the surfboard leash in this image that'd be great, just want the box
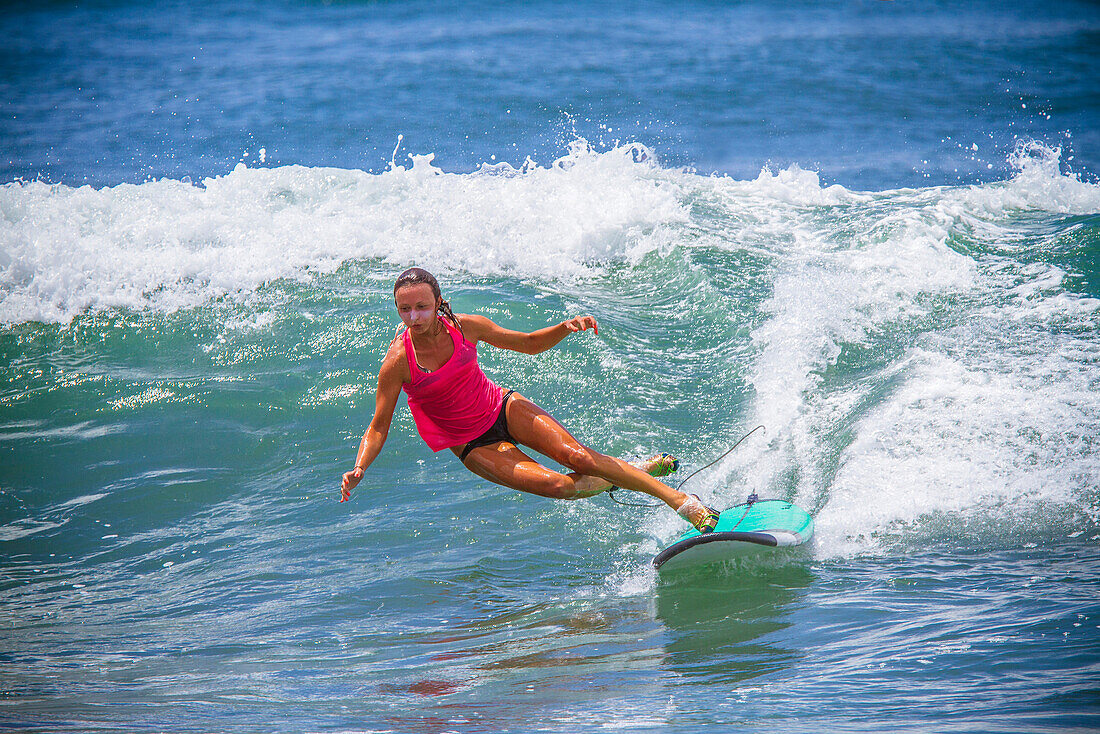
[606,425,767,509]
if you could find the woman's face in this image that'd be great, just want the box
[395,283,439,331]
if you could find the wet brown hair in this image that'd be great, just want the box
[393,267,463,338]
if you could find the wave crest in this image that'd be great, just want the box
[2,139,1095,326]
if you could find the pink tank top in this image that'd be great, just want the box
[401,317,503,452]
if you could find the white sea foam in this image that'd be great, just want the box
[724,142,1100,557]
[0,142,687,325]
[816,341,1100,557]
[728,180,980,511]
[5,139,1093,329]
[965,140,1100,216]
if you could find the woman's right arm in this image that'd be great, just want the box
[341,346,406,502]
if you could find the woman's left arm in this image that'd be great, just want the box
[461,314,598,355]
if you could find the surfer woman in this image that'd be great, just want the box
[340,267,720,533]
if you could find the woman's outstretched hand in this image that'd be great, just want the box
[341,467,364,502]
[563,315,598,335]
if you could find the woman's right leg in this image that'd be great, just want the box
[456,443,677,500]
[500,393,717,527]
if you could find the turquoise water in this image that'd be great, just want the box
[3,1,1099,731]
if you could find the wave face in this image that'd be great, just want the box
[2,142,1099,731]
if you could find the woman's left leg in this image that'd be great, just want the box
[503,392,694,513]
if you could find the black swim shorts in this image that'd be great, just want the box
[458,389,517,462]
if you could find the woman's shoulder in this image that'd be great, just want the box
[456,312,493,337]
[380,329,410,372]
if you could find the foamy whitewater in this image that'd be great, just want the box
[3,0,1099,730]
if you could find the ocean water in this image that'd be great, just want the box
[2,1,1099,732]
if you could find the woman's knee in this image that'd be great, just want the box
[533,472,580,500]
[558,445,602,477]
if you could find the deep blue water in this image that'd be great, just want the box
[2,1,1099,732]
[3,0,1098,189]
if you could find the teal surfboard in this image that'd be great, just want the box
[653,498,814,572]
